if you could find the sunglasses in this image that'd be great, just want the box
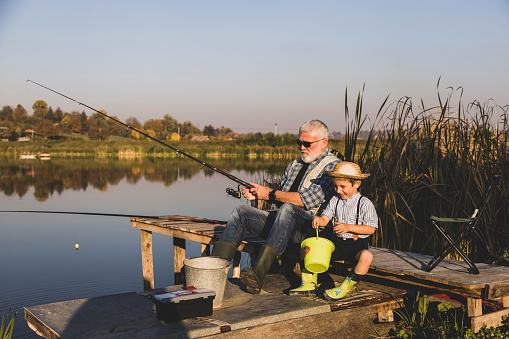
[296,138,325,148]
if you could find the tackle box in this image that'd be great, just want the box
[151,288,216,322]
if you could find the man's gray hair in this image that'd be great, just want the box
[299,120,329,139]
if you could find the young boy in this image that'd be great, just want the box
[290,161,378,300]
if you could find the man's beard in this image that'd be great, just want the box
[301,148,322,163]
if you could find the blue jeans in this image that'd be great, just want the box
[219,203,314,255]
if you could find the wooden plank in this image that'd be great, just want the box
[503,296,509,308]
[24,308,62,339]
[467,297,483,317]
[201,243,210,256]
[132,222,214,243]
[233,251,241,278]
[173,237,186,285]
[372,299,404,314]
[404,269,486,290]
[131,217,509,303]
[140,230,154,291]
[485,281,509,299]
[377,310,394,322]
[365,269,484,298]
[471,308,509,333]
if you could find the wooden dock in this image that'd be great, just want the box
[24,276,406,338]
[130,215,509,332]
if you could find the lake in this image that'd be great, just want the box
[0,157,286,338]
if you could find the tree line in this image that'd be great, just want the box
[0,100,347,147]
[0,100,237,141]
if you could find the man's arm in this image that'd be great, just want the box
[242,183,304,207]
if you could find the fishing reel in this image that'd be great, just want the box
[226,186,241,199]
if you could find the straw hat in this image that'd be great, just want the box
[325,162,370,180]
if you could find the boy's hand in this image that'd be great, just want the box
[333,222,351,235]
[312,216,321,229]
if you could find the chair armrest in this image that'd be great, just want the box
[430,216,476,223]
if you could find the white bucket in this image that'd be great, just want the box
[183,256,231,308]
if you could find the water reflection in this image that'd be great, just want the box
[0,158,287,201]
[0,157,286,338]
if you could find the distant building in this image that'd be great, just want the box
[224,132,239,140]
[191,135,210,141]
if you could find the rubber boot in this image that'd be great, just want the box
[323,276,357,301]
[240,245,278,294]
[289,268,317,297]
[210,241,237,261]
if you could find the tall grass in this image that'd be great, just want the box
[1,296,17,339]
[346,81,508,262]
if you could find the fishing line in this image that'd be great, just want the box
[60,195,79,250]
[25,80,254,198]
[0,210,227,223]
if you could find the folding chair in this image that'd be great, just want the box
[425,175,502,274]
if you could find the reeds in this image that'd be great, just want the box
[346,81,508,262]
[1,296,17,339]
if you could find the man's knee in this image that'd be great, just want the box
[277,202,294,213]
[231,204,254,219]
[276,202,306,218]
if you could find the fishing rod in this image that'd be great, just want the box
[26,80,253,198]
[0,211,226,224]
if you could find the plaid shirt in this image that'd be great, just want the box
[272,149,339,212]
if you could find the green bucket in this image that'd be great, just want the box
[301,235,335,273]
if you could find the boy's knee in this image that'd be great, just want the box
[358,249,373,264]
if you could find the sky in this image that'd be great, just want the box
[0,0,508,134]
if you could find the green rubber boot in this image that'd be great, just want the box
[240,245,278,294]
[323,276,357,301]
[289,268,317,297]
[210,241,237,261]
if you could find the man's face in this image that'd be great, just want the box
[298,130,327,163]
[333,178,360,199]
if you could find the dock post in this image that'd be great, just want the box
[173,237,186,285]
[232,251,241,278]
[467,297,483,317]
[141,230,154,291]
[201,243,210,256]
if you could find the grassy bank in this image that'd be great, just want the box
[0,137,351,160]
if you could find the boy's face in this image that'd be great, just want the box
[333,178,360,199]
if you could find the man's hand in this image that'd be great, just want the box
[242,182,270,201]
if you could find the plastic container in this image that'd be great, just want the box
[301,236,335,273]
[152,288,215,322]
[183,257,231,308]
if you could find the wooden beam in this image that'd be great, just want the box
[471,308,509,333]
[201,243,210,256]
[377,310,394,322]
[173,237,186,285]
[232,251,241,278]
[467,297,483,317]
[485,281,509,299]
[140,230,154,291]
[24,309,61,339]
[132,221,259,253]
[503,296,509,308]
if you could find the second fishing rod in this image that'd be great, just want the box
[27,80,253,198]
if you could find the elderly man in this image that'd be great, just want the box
[211,120,340,294]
